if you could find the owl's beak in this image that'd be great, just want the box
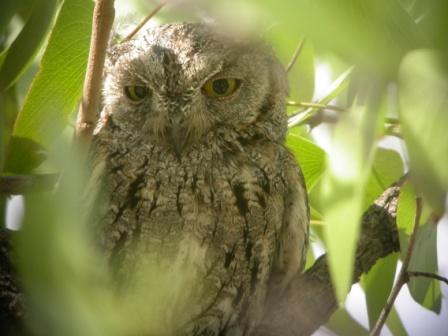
[167,118,188,159]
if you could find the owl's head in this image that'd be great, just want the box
[102,23,288,156]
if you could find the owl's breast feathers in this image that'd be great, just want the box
[91,118,309,335]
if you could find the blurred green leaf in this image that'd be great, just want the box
[326,308,368,336]
[0,0,26,38]
[361,252,399,329]
[0,86,19,172]
[416,0,448,52]
[257,0,421,75]
[286,133,325,191]
[321,93,386,303]
[363,148,404,210]
[5,0,94,174]
[399,49,448,214]
[0,0,58,91]
[16,168,123,336]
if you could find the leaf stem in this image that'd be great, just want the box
[287,101,345,112]
[407,271,448,285]
[369,197,423,336]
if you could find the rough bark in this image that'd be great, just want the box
[0,186,400,335]
[0,229,25,334]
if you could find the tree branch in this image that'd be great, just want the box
[255,185,401,336]
[0,174,58,195]
[75,0,115,143]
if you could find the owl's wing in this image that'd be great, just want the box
[272,152,309,291]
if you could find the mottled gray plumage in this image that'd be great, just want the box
[92,22,309,335]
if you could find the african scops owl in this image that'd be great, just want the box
[91,22,309,335]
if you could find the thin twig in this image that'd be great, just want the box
[385,117,400,125]
[286,38,306,73]
[407,271,448,285]
[287,101,345,112]
[0,174,59,195]
[369,197,423,336]
[121,1,167,42]
[75,0,115,143]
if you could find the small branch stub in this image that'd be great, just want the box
[75,0,115,143]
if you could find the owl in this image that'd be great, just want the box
[91,22,309,335]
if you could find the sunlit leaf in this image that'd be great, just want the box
[286,132,325,191]
[361,253,399,329]
[257,0,421,74]
[288,67,353,128]
[399,49,448,214]
[5,0,94,174]
[0,0,58,91]
[321,94,385,303]
[397,182,417,236]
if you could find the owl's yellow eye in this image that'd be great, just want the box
[124,86,149,101]
[202,78,240,98]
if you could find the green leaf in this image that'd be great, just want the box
[321,94,386,303]
[361,252,399,329]
[0,0,58,91]
[407,222,441,313]
[5,0,94,174]
[387,307,408,336]
[363,148,404,210]
[326,308,368,336]
[286,133,326,191]
[399,49,448,214]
